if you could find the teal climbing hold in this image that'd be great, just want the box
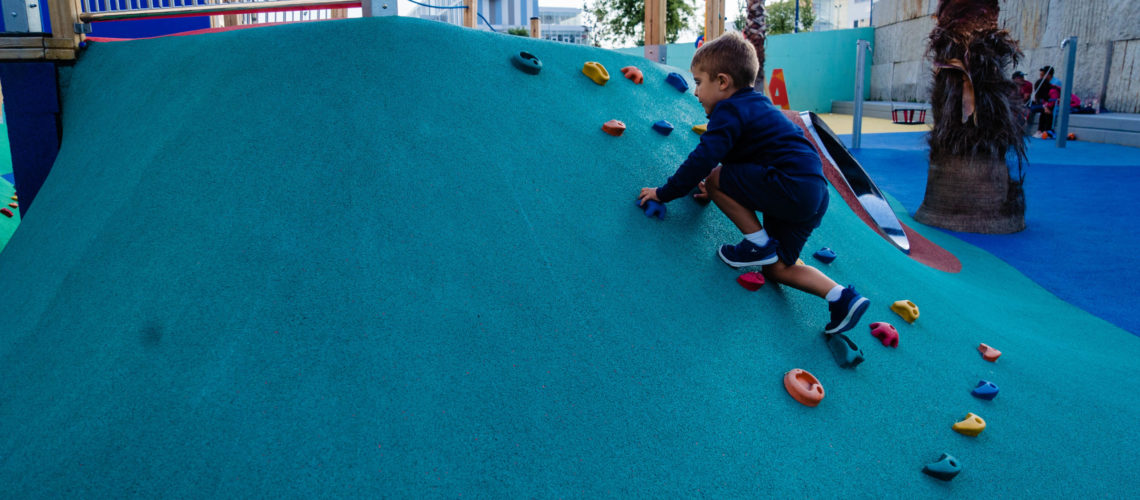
[922,453,962,481]
[824,332,864,368]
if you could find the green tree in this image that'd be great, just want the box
[589,0,698,47]
[766,0,814,35]
[507,27,530,37]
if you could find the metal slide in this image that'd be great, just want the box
[799,111,911,254]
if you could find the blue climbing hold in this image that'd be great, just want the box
[971,380,999,400]
[652,120,674,135]
[813,247,837,264]
[635,199,666,220]
[665,72,689,93]
[922,453,962,481]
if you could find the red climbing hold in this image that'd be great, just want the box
[736,271,765,291]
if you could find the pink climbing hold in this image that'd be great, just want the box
[0,208,12,218]
[869,321,899,347]
[736,271,765,291]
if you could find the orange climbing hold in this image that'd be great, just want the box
[620,66,644,84]
[582,61,610,85]
[692,124,707,135]
[783,368,825,407]
[7,202,16,209]
[602,119,626,136]
[978,343,1002,362]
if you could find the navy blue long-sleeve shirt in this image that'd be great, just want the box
[655,88,825,202]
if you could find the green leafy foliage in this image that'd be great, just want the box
[589,0,698,46]
[766,0,814,35]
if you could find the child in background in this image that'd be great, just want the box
[636,32,869,335]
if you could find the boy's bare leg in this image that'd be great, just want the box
[702,166,762,234]
[702,167,841,299]
[763,260,837,298]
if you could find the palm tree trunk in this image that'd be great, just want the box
[920,0,1027,234]
[916,154,1025,233]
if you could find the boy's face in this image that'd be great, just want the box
[691,65,736,117]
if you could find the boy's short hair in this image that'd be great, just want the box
[690,32,758,89]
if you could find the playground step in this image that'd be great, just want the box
[832,100,1140,148]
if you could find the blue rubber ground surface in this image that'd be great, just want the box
[846,132,1140,335]
[1,17,1139,496]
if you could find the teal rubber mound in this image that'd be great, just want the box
[2,17,1140,496]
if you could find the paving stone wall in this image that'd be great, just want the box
[870,0,1140,113]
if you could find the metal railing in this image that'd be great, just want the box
[76,0,359,23]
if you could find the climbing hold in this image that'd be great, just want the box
[978,343,1001,362]
[511,51,543,75]
[582,61,610,85]
[824,332,864,368]
[692,124,707,135]
[795,258,804,266]
[9,195,16,200]
[652,120,674,136]
[0,208,12,218]
[922,453,961,481]
[665,72,689,92]
[783,368,824,407]
[602,119,626,136]
[1067,132,1077,140]
[971,380,999,401]
[952,412,986,436]
[736,271,765,291]
[7,202,16,209]
[869,322,899,348]
[891,300,919,323]
[813,247,837,264]
[634,199,666,220]
[620,66,643,84]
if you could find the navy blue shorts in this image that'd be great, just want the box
[718,163,829,266]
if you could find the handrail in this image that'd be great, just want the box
[79,0,359,22]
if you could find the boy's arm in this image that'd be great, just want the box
[655,104,743,202]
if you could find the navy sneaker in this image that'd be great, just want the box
[824,286,870,334]
[717,238,780,268]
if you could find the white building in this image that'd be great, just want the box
[816,0,873,31]
[537,6,589,45]
[409,0,589,44]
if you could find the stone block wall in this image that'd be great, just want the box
[870,0,1140,113]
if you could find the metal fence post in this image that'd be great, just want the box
[852,39,870,149]
[1055,36,1077,148]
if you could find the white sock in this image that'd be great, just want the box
[825,285,845,302]
[744,229,770,247]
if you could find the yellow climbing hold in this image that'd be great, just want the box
[692,124,707,135]
[891,299,919,323]
[582,62,609,85]
[952,412,986,437]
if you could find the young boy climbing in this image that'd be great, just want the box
[636,32,869,335]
